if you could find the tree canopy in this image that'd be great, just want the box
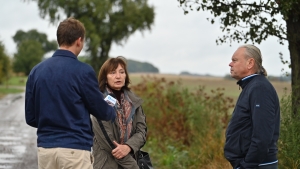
[13,40,44,75]
[12,29,56,75]
[27,0,155,72]
[179,0,286,45]
[13,29,57,52]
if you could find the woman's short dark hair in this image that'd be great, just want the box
[56,17,85,47]
[98,56,131,92]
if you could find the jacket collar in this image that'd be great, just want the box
[52,49,78,60]
[125,90,143,108]
[237,74,259,89]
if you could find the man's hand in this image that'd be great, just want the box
[112,141,131,159]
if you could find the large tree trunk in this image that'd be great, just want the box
[90,40,112,74]
[286,11,300,115]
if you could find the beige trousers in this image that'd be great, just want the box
[38,147,94,169]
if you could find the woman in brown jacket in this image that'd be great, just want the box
[91,56,147,169]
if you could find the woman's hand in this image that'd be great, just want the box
[112,141,131,159]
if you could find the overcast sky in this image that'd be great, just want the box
[0,0,290,76]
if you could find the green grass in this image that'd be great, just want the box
[0,87,24,94]
[0,76,27,99]
[6,76,27,86]
[0,87,24,99]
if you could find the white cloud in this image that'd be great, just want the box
[0,0,291,76]
[110,0,290,76]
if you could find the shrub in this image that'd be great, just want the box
[278,93,300,169]
[131,76,234,168]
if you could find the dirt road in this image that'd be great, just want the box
[0,93,37,169]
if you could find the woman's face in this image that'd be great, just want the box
[107,64,126,90]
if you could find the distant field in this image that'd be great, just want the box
[0,74,291,102]
[129,73,291,101]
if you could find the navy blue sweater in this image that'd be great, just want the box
[25,50,116,151]
[224,75,280,169]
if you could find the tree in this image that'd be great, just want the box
[0,41,10,84]
[26,0,155,72]
[13,40,44,75]
[127,59,159,73]
[178,1,300,167]
[13,29,57,53]
[178,0,300,115]
[12,29,57,75]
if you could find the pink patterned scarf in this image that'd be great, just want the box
[106,87,133,144]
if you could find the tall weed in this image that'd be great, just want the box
[278,93,300,169]
[131,76,299,168]
[131,76,234,168]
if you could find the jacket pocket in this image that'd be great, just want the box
[239,131,251,156]
[224,132,242,159]
[93,148,108,169]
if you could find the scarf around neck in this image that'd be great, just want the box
[105,87,134,144]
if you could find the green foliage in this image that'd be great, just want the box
[28,0,155,72]
[278,92,300,169]
[178,0,286,45]
[13,29,57,52]
[13,40,44,75]
[0,41,11,84]
[12,29,57,75]
[131,76,234,168]
[127,59,159,73]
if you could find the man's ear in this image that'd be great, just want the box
[75,37,83,47]
[247,58,255,70]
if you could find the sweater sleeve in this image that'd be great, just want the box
[25,74,37,128]
[240,84,277,168]
[81,67,116,121]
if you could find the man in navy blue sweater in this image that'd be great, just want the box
[224,44,280,169]
[25,17,116,169]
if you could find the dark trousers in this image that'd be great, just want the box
[258,163,278,169]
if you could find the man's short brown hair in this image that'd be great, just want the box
[56,17,85,47]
